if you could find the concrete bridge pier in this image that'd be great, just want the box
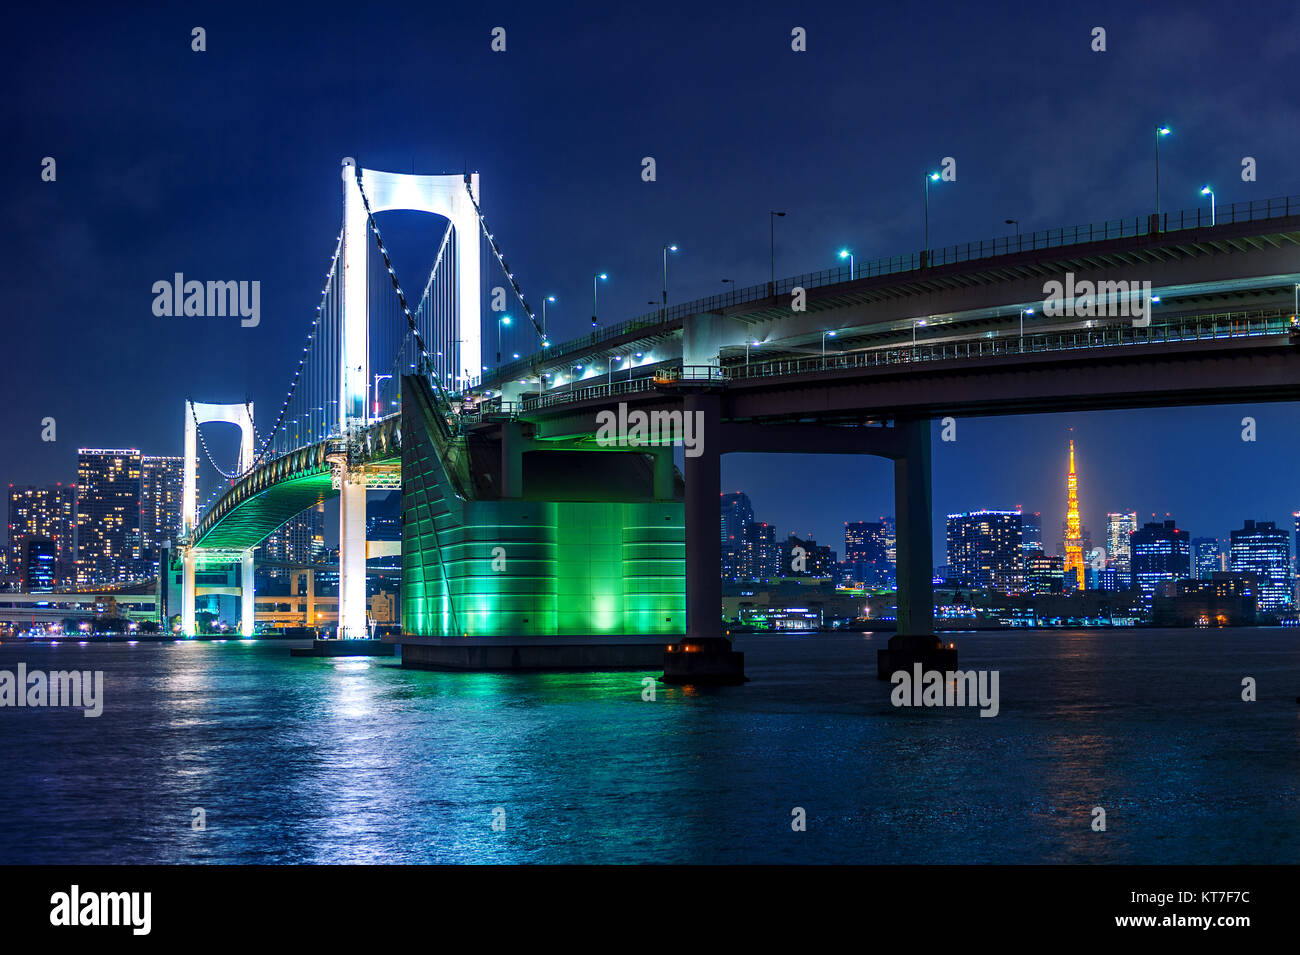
[240,549,255,638]
[666,390,746,684]
[337,467,368,639]
[182,546,196,635]
[879,416,956,679]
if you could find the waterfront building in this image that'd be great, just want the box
[1229,520,1292,613]
[946,509,1023,591]
[1131,519,1192,599]
[7,483,77,586]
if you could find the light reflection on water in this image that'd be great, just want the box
[0,628,1296,864]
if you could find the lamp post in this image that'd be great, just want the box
[662,244,678,324]
[542,295,555,339]
[769,210,786,292]
[746,340,759,370]
[1019,307,1034,345]
[372,375,392,419]
[1154,126,1171,224]
[838,248,854,281]
[497,314,511,369]
[924,171,941,260]
[821,329,836,366]
[913,319,926,346]
[1005,218,1020,235]
[1200,185,1215,226]
[592,273,607,328]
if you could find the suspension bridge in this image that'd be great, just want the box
[177,160,1300,678]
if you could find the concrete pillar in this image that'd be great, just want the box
[652,447,675,500]
[338,473,367,638]
[306,569,316,629]
[182,546,196,635]
[240,550,254,637]
[893,417,934,636]
[684,393,722,640]
[500,421,524,498]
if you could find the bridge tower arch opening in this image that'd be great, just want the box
[338,160,482,639]
[182,400,256,637]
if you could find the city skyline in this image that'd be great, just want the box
[7,4,1300,564]
[722,407,1297,566]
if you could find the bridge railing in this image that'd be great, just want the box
[725,309,1296,381]
[505,309,1294,412]
[485,194,1300,386]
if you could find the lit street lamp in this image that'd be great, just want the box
[924,171,942,260]
[838,248,854,281]
[542,295,555,338]
[662,244,678,324]
[497,314,511,368]
[1154,125,1171,223]
[372,375,392,418]
[821,329,836,365]
[1200,185,1215,226]
[592,273,607,327]
[913,319,927,345]
[1019,307,1034,341]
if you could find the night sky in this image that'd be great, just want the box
[4,1,1298,559]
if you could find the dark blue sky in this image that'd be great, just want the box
[4,1,1298,557]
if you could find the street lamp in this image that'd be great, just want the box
[497,314,511,369]
[913,319,927,345]
[838,248,854,281]
[769,211,786,292]
[821,329,836,365]
[1019,307,1034,340]
[542,295,555,338]
[372,375,391,418]
[1005,218,1020,235]
[1154,126,1171,224]
[592,273,607,327]
[1200,185,1215,226]
[924,171,942,260]
[662,244,678,324]
[745,340,759,370]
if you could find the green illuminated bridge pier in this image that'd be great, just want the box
[179,161,1300,680]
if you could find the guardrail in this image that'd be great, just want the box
[728,310,1295,381]
[509,310,1296,411]
[485,194,1300,384]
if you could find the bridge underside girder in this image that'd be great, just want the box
[192,471,335,552]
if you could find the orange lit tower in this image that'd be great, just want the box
[1064,438,1085,589]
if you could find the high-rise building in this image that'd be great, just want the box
[76,449,144,585]
[946,509,1023,591]
[1024,551,1064,594]
[1190,537,1222,581]
[880,516,896,566]
[844,521,893,587]
[7,483,77,586]
[740,521,780,581]
[1229,520,1291,613]
[1131,519,1191,599]
[1106,511,1138,584]
[1021,511,1043,556]
[21,539,57,592]
[782,534,837,580]
[1063,439,1086,590]
[720,491,755,543]
[141,455,184,574]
